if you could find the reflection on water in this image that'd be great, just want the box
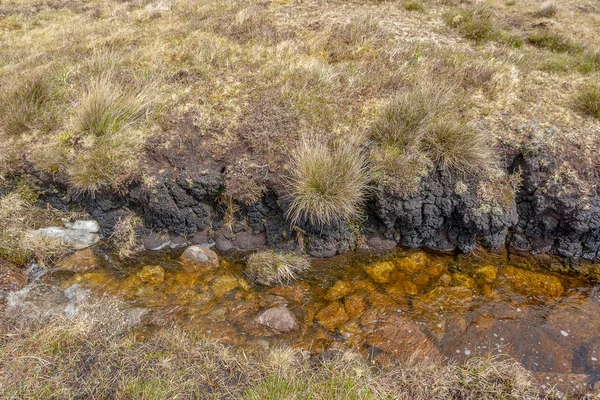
[48,247,600,382]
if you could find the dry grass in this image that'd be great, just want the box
[245,250,311,286]
[423,119,491,174]
[285,137,370,227]
[74,76,152,137]
[370,83,492,193]
[0,299,556,399]
[526,30,581,54]
[110,213,143,258]
[0,0,597,225]
[575,84,600,119]
[534,3,558,18]
[0,191,71,266]
[0,72,56,137]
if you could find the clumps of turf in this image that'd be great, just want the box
[526,30,581,54]
[285,137,370,226]
[0,72,56,136]
[322,15,385,62]
[401,0,425,12]
[75,76,151,137]
[370,84,492,195]
[444,6,522,47]
[245,250,310,286]
[575,84,600,119]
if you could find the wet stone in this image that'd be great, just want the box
[364,261,395,283]
[57,248,99,273]
[475,265,498,283]
[413,286,474,314]
[211,275,238,298]
[267,285,306,304]
[533,372,590,396]
[0,261,27,292]
[344,294,367,320]
[367,313,441,362]
[180,245,219,270]
[137,265,165,284]
[499,266,563,298]
[395,252,429,274]
[324,280,352,301]
[257,306,296,333]
[452,273,476,289]
[316,302,349,331]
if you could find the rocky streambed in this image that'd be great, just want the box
[4,245,600,395]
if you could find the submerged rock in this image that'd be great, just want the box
[316,302,349,331]
[324,280,352,301]
[475,265,498,283]
[137,265,165,284]
[257,306,296,333]
[0,261,27,292]
[57,248,99,273]
[367,313,441,362]
[364,261,395,283]
[499,266,564,297]
[180,245,219,270]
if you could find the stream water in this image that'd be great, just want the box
[14,245,600,391]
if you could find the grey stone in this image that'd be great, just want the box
[180,245,219,268]
[27,219,101,250]
[257,306,296,333]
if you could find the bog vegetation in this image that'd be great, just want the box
[0,0,598,226]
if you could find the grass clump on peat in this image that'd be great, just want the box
[245,250,310,286]
[526,30,581,54]
[285,137,370,227]
[575,84,600,119]
[370,83,492,195]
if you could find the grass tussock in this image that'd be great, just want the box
[445,6,497,43]
[322,15,385,63]
[402,0,425,13]
[0,72,56,136]
[75,76,152,137]
[245,250,311,286]
[370,83,492,194]
[110,213,143,258]
[575,84,600,119]
[0,301,551,399]
[526,30,581,54]
[285,137,370,226]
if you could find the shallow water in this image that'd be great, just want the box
[44,247,600,385]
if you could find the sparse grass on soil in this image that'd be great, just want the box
[0,300,552,399]
[110,213,144,259]
[245,250,311,286]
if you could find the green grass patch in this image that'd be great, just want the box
[575,84,600,119]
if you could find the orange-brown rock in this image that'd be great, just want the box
[500,266,563,298]
[367,314,441,362]
[324,280,352,301]
[452,273,476,289]
[413,286,474,314]
[212,275,238,298]
[267,285,306,304]
[475,265,498,283]
[344,294,367,319]
[316,302,349,331]
[395,252,428,274]
[385,280,418,302]
[137,265,165,284]
[56,248,98,273]
[364,261,395,283]
[0,261,27,292]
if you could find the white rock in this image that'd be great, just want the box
[257,306,297,333]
